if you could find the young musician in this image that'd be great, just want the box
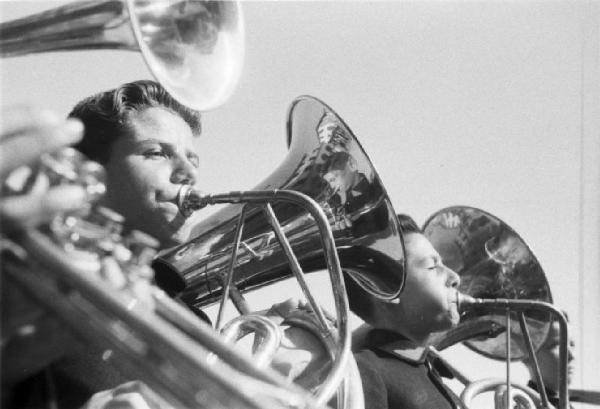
[524,311,575,409]
[349,214,467,409]
[3,80,205,409]
[71,80,203,249]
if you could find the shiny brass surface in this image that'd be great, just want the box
[160,189,352,406]
[2,230,317,409]
[0,0,245,111]
[423,206,552,360]
[154,95,406,304]
[1,149,321,408]
[153,96,399,407]
[423,206,574,409]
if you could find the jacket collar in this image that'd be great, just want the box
[363,328,429,364]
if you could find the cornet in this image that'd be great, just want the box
[0,0,245,111]
[423,206,570,409]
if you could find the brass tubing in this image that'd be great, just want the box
[178,188,351,407]
[3,230,295,409]
[517,312,551,408]
[458,296,570,409]
[262,202,330,334]
[216,205,248,330]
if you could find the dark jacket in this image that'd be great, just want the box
[354,329,466,409]
[527,380,573,409]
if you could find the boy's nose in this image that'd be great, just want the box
[445,266,461,288]
[170,158,197,186]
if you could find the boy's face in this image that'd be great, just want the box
[397,232,461,333]
[323,163,357,195]
[536,321,575,391]
[102,107,200,248]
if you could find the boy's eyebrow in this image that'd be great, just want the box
[414,254,437,265]
[135,138,163,145]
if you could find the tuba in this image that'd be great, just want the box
[1,149,320,409]
[153,95,408,407]
[0,0,245,111]
[423,206,571,409]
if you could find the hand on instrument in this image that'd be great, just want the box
[0,106,87,231]
[261,298,333,390]
[81,381,174,409]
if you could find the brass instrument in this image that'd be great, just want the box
[423,206,569,409]
[1,149,320,409]
[0,2,327,407]
[0,0,245,111]
[154,95,408,407]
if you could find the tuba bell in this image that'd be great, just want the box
[153,95,407,407]
[0,0,245,111]
[154,95,407,304]
[423,206,571,409]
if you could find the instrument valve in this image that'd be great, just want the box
[125,230,160,271]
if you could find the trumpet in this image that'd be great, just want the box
[0,0,245,111]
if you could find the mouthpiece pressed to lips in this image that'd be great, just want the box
[456,292,478,313]
[177,185,210,218]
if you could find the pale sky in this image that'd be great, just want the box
[2,1,599,406]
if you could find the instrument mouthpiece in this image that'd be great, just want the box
[177,185,210,218]
[456,292,478,312]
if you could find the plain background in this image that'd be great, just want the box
[2,1,599,407]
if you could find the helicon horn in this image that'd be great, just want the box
[0,0,245,111]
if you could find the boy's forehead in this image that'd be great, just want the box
[405,233,438,260]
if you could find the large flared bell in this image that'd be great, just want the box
[423,206,552,360]
[153,96,407,307]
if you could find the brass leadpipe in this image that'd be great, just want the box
[457,294,570,409]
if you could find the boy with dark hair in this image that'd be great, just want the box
[70,79,203,249]
[5,80,205,409]
[351,214,467,409]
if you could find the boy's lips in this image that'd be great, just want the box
[158,201,180,218]
[448,291,461,322]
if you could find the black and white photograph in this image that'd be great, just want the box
[1,1,599,408]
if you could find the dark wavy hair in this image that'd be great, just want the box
[69,80,201,164]
[396,214,422,235]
